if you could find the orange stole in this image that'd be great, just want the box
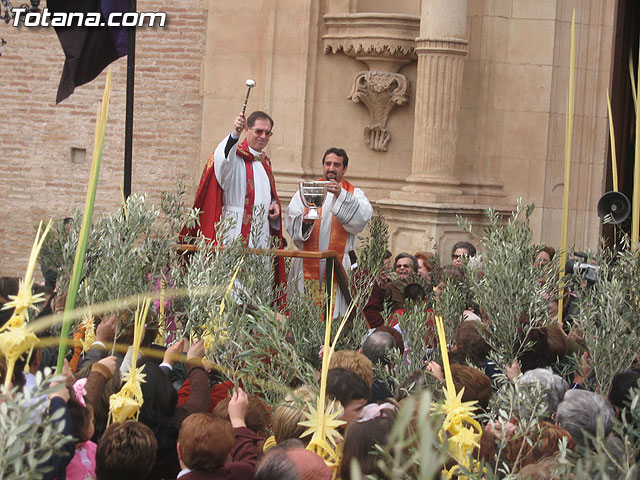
[303,179,355,281]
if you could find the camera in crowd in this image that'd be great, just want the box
[565,252,599,286]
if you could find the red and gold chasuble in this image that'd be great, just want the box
[303,179,355,281]
[179,139,287,309]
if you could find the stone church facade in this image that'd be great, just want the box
[0,0,623,276]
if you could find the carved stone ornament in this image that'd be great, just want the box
[323,13,419,151]
[323,13,419,71]
[348,71,409,152]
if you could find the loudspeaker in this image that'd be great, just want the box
[597,191,631,224]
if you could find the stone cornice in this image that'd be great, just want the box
[323,13,420,64]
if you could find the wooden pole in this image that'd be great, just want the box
[632,39,640,251]
[123,0,137,199]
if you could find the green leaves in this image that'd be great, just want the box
[458,200,555,367]
[433,277,467,361]
[235,306,316,405]
[570,238,640,394]
[0,370,74,480]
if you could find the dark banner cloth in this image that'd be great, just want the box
[49,0,128,103]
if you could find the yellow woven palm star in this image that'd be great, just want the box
[432,316,483,479]
[449,425,482,458]
[122,364,146,399]
[2,220,52,322]
[81,314,96,353]
[109,393,143,423]
[0,220,51,388]
[2,283,45,319]
[299,398,345,448]
[437,387,479,430]
[299,395,344,478]
[108,298,150,423]
[435,389,483,478]
[109,364,146,423]
[0,325,39,360]
[0,325,39,387]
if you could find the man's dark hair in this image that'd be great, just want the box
[394,253,418,273]
[96,421,157,480]
[322,147,349,168]
[451,241,476,258]
[453,320,490,368]
[404,283,426,302]
[326,368,370,405]
[609,371,640,412]
[247,110,274,129]
[436,265,464,285]
[362,331,396,365]
[517,315,555,373]
[537,246,556,261]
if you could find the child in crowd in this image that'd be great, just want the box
[66,379,97,480]
[340,401,407,480]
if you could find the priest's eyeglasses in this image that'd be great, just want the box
[251,128,273,137]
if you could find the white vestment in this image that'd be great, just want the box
[213,134,278,248]
[284,184,373,317]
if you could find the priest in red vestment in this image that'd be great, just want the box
[180,111,286,306]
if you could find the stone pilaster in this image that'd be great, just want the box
[406,0,469,188]
[379,0,510,253]
[409,37,468,180]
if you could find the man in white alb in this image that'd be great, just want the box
[285,148,373,317]
[182,111,286,302]
[213,111,281,247]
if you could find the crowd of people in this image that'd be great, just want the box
[2,234,638,480]
[2,108,639,480]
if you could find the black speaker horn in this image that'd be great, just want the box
[597,191,631,224]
